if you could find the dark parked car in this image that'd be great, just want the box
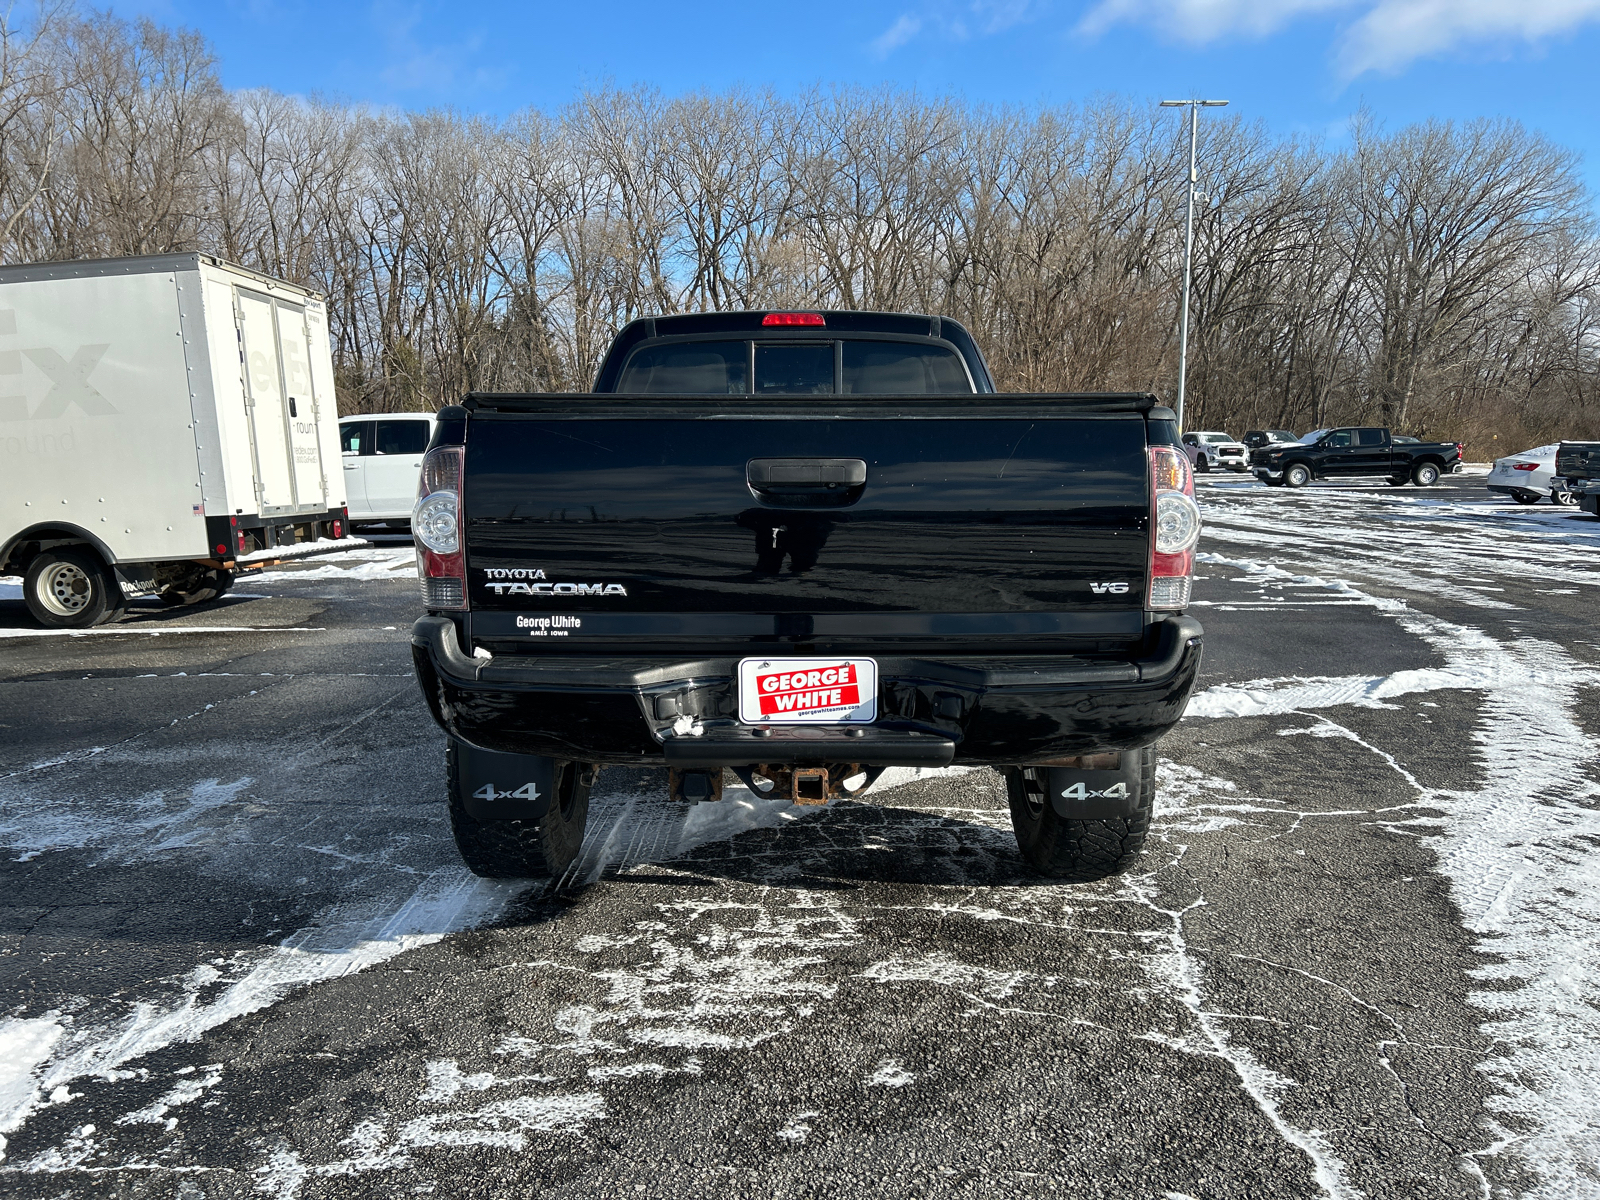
[1250,427,1462,487]
[1554,442,1600,516]
[1242,429,1298,450]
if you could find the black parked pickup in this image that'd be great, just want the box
[1250,427,1463,488]
[409,310,1204,882]
[1554,442,1600,517]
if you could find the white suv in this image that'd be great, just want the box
[339,413,436,528]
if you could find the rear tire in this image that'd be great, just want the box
[1387,476,1408,487]
[1006,745,1156,881]
[1512,491,1541,505]
[1412,462,1441,487]
[1552,489,1577,507]
[1284,463,1311,488]
[23,547,123,628]
[445,742,591,879]
[1194,455,1211,474]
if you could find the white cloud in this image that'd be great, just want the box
[870,1,1045,55]
[872,13,924,56]
[1337,0,1600,75]
[1076,0,1600,76]
[1079,0,1351,41]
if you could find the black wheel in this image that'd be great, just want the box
[1263,478,1285,487]
[1284,463,1312,488]
[1194,455,1211,474]
[1006,746,1155,881]
[23,547,123,628]
[1552,489,1577,507]
[158,567,234,606]
[1511,491,1540,506]
[1411,462,1441,487]
[446,742,591,879]
[1387,476,1408,487]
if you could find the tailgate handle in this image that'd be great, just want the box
[747,458,867,506]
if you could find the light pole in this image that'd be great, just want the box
[1159,98,1227,432]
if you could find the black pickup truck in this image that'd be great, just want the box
[409,311,1204,882]
[1250,427,1462,488]
[1555,442,1600,517]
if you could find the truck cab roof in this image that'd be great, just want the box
[592,310,996,395]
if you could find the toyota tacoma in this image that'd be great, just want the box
[409,311,1204,881]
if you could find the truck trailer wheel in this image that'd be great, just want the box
[1411,462,1441,487]
[1284,463,1312,488]
[445,741,591,879]
[1005,745,1155,880]
[23,548,124,628]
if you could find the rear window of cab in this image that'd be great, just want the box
[617,338,974,396]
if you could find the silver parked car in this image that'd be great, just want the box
[1486,444,1577,506]
[1182,431,1249,473]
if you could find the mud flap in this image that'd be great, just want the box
[453,739,558,821]
[1044,753,1143,819]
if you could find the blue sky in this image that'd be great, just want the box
[115,0,1600,184]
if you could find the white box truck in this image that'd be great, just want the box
[0,253,351,626]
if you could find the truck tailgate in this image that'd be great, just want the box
[463,401,1153,654]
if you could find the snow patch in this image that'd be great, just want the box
[864,1059,915,1088]
[236,537,370,564]
[776,1111,820,1142]
[859,955,1027,999]
[416,1060,497,1104]
[1,870,518,1158]
[253,1088,605,1198]
[0,1017,64,1160]
[247,547,416,583]
[0,777,252,861]
[115,1066,222,1125]
[1192,534,1600,1196]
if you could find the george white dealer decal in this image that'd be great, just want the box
[481,569,627,597]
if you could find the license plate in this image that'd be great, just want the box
[738,657,878,724]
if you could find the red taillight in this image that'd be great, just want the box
[414,446,467,610]
[1149,445,1200,610]
[236,531,248,555]
[215,543,227,555]
[329,518,344,539]
[762,312,825,327]
[1513,463,1538,471]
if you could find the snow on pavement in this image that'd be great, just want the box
[1191,483,1600,1197]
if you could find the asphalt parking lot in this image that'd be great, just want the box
[2,473,1598,1199]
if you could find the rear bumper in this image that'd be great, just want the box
[411,615,1204,768]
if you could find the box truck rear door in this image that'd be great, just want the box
[277,303,328,510]
[238,290,297,513]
